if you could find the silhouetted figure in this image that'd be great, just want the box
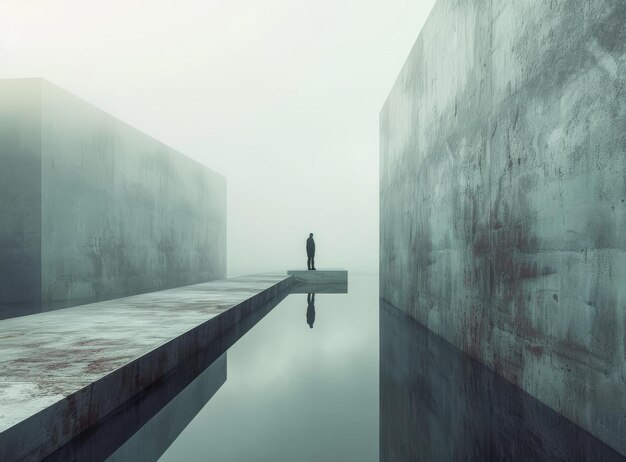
[306,293,316,328]
[306,233,316,270]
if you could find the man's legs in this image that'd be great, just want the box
[311,257,315,270]
[307,256,312,270]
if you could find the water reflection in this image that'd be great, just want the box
[379,300,625,462]
[306,293,316,328]
[160,275,376,461]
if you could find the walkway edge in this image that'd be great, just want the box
[0,275,294,462]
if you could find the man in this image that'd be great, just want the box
[306,233,316,270]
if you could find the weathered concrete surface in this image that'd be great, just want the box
[0,274,293,462]
[380,0,626,455]
[0,78,226,317]
[380,302,625,461]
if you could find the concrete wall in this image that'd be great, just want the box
[380,1,625,455]
[0,81,42,311]
[0,79,226,315]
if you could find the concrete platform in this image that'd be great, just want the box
[44,285,291,462]
[0,274,293,462]
[287,269,348,293]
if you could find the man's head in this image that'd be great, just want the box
[309,233,313,238]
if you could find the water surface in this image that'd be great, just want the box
[47,274,624,461]
[159,275,379,461]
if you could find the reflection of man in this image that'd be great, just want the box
[306,293,316,329]
[306,233,316,270]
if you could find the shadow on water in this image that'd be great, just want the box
[379,300,625,462]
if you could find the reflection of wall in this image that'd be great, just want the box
[379,1,625,454]
[379,302,624,461]
[0,79,226,315]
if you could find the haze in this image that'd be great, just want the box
[0,0,435,275]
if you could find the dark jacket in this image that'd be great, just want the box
[306,237,315,257]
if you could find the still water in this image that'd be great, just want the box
[46,275,624,461]
[159,275,379,461]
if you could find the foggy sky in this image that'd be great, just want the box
[0,0,435,275]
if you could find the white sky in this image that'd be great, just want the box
[0,0,435,276]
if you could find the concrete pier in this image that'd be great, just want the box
[0,274,293,462]
[287,269,348,293]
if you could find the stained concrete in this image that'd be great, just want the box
[380,0,626,455]
[0,274,293,462]
[0,78,226,317]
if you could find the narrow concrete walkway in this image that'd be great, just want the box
[0,274,293,462]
